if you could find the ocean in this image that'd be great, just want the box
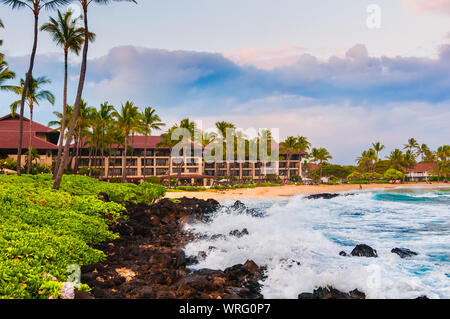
[184,187,450,299]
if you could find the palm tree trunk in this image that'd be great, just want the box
[54,6,90,189]
[54,50,69,179]
[26,104,34,174]
[17,14,39,176]
[122,134,128,183]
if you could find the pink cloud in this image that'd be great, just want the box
[403,0,450,14]
[225,45,306,70]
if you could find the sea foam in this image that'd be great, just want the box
[184,188,450,299]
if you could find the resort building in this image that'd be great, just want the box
[405,162,438,182]
[0,114,306,184]
[0,114,60,168]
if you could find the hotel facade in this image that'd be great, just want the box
[0,114,306,185]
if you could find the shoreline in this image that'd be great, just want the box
[164,183,449,200]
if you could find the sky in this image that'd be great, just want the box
[1,0,450,164]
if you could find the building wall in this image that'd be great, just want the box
[72,150,304,182]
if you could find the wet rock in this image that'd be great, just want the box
[350,244,378,257]
[298,286,366,299]
[339,251,347,257]
[229,201,264,217]
[231,200,246,211]
[81,197,262,299]
[229,228,249,238]
[185,255,199,266]
[306,193,340,200]
[391,248,418,258]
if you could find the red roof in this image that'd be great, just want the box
[0,114,55,133]
[405,162,437,173]
[0,113,59,150]
[0,133,58,150]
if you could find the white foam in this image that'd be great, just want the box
[184,190,450,299]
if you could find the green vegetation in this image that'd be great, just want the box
[383,169,405,182]
[0,174,165,299]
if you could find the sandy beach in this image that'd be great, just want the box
[164,183,449,200]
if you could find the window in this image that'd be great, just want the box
[109,168,122,176]
[126,168,137,176]
[141,158,154,166]
[142,168,154,175]
[156,159,168,166]
[109,158,122,166]
[126,159,137,166]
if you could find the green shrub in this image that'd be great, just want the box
[175,186,207,192]
[383,169,405,181]
[0,174,166,299]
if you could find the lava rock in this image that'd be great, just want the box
[298,286,366,299]
[229,228,249,238]
[306,193,340,200]
[391,248,418,258]
[350,244,378,257]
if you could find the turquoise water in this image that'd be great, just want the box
[185,187,450,299]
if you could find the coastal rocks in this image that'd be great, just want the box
[176,260,263,299]
[339,244,378,257]
[228,200,264,217]
[350,244,378,257]
[81,197,263,299]
[305,193,340,200]
[229,228,249,238]
[298,286,366,299]
[391,248,418,258]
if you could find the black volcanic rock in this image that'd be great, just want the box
[391,248,418,258]
[306,193,340,200]
[350,244,378,257]
[229,228,249,238]
[298,286,366,299]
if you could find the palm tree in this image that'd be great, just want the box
[41,9,95,178]
[310,147,332,182]
[214,121,235,183]
[141,106,164,179]
[201,130,217,183]
[172,118,197,185]
[10,76,54,174]
[436,145,450,182]
[404,149,417,171]
[157,126,178,188]
[0,54,15,91]
[296,136,310,178]
[96,102,114,171]
[403,138,419,153]
[387,149,405,171]
[280,136,298,179]
[372,142,385,162]
[417,144,430,162]
[53,0,137,190]
[72,99,95,173]
[0,21,16,92]
[113,101,142,183]
[1,0,70,176]
[357,148,377,180]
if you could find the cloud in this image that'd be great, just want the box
[403,0,450,14]
[1,44,450,163]
[225,45,306,70]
